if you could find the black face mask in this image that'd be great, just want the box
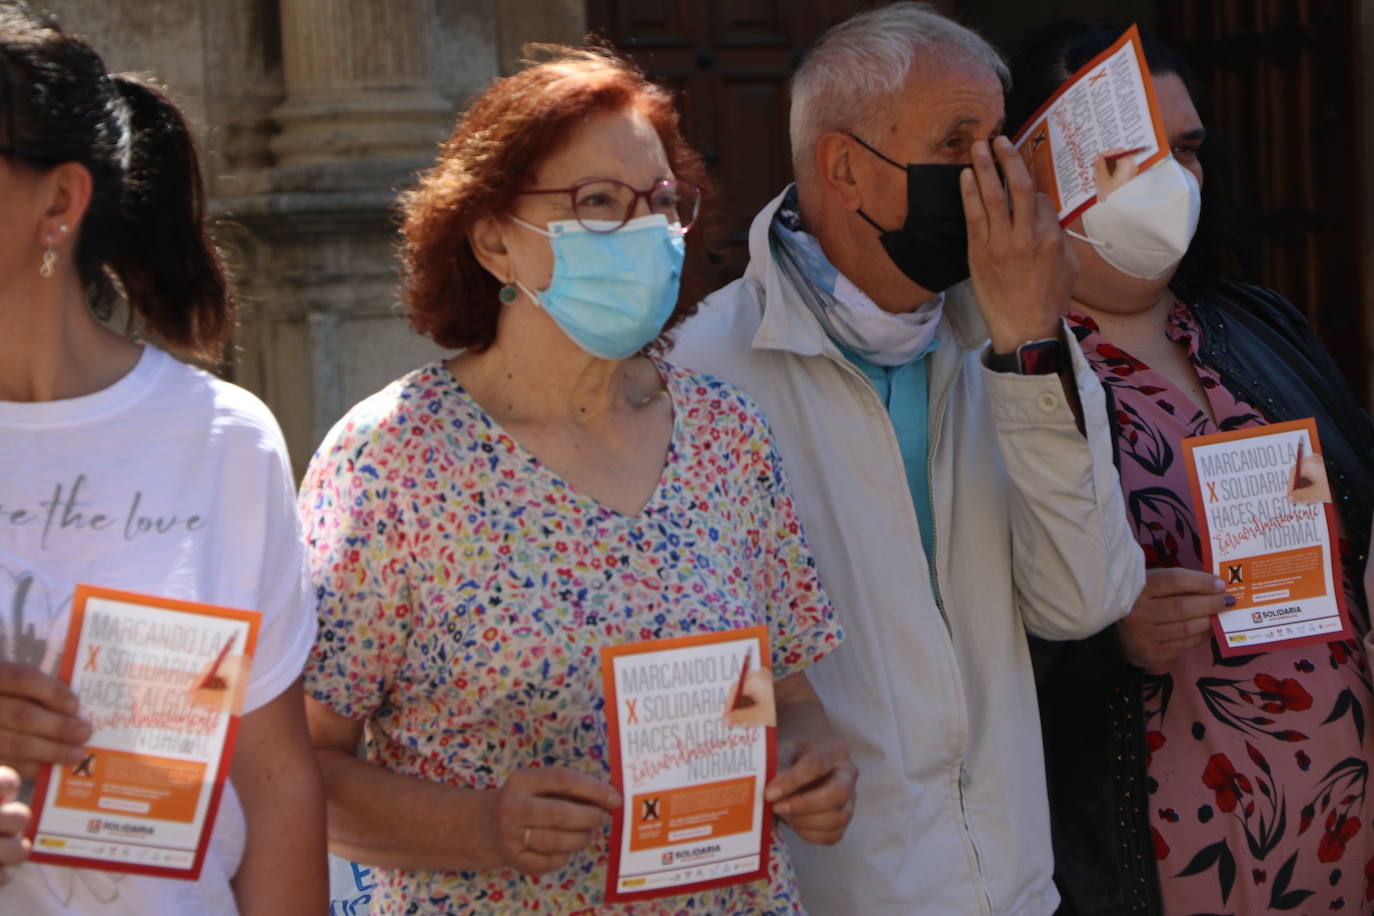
[848,132,970,294]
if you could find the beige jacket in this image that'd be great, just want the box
[668,189,1145,916]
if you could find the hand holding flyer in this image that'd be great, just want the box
[1012,24,1170,225]
[1182,419,1353,655]
[601,627,775,902]
[25,585,260,879]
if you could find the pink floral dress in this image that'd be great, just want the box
[1069,304,1374,914]
[300,360,842,915]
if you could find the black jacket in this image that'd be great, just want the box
[1033,280,1374,916]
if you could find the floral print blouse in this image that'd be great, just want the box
[300,360,843,914]
[1068,303,1374,914]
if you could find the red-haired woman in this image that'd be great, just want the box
[0,3,325,914]
[299,46,856,913]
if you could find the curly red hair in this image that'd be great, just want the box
[400,44,714,352]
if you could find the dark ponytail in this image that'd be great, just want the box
[0,2,232,360]
[101,74,230,357]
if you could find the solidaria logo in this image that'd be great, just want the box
[84,819,155,837]
[1252,606,1302,624]
[669,843,721,863]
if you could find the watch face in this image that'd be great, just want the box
[1018,338,1064,375]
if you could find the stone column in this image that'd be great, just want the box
[270,0,454,178]
[220,0,469,473]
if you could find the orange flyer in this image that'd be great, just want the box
[600,627,775,902]
[1182,419,1353,656]
[25,585,260,879]
[1011,24,1170,225]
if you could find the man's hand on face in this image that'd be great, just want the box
[960,136,1078,354]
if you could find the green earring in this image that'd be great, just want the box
[499,284,517,304]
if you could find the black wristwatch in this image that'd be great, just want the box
[985,336,1067,375]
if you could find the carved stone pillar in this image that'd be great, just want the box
[222,0,466,473]
[269,0,453,177]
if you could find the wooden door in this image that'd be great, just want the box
[587,1,957,283]
[1156,0,1367,403]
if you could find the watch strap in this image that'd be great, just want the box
[986,336,1067,375]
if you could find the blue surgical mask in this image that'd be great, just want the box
[509,212,686,360]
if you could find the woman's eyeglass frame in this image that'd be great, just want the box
[518,178,702,234]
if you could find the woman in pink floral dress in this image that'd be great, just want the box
[1011,22,1374,916]
[298,46,855,915]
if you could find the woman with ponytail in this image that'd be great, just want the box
[0,3,326,913]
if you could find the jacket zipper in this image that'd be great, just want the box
[926,357,994,916]
[924,362,956,638]
[958,763,993,914]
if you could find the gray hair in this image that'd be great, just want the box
[789,2,1009,182]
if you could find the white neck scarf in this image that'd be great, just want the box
[771,193,941,366]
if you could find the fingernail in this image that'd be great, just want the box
[774,802,789,816]
[609,791,623,808]
[66,747,85,765]
[1213,578,1226,591]
[63,695,79,715]
[1224,594,1237,608]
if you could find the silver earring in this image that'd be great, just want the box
[39,244,56,279]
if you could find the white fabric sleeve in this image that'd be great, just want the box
[240,430,317,715]
[980,319,1146,640]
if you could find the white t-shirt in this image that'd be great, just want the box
[0,347,316,915]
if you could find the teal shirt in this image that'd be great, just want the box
[837,341,940,565]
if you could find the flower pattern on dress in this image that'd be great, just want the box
[301,360,842,915]
[1069,304,1374,914]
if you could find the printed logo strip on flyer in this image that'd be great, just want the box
[600,626,776,903]
[25,584,261,880]
[1181,418,1354,657]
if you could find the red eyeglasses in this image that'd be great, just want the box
[519,178,702,234]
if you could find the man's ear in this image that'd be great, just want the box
[814,132,864,212]
[40,161,93,245]
[468,213,511,283]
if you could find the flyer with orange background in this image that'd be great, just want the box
[1182,419,1353,656]
[601,627,775,903]
[26,585,260,879]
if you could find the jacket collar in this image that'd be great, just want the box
[744,185,990,357]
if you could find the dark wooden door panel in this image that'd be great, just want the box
[588,0,926,283]
[1156,0,1367,402]
[709,0,792,43]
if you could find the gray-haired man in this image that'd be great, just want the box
[670,4,1144,913]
